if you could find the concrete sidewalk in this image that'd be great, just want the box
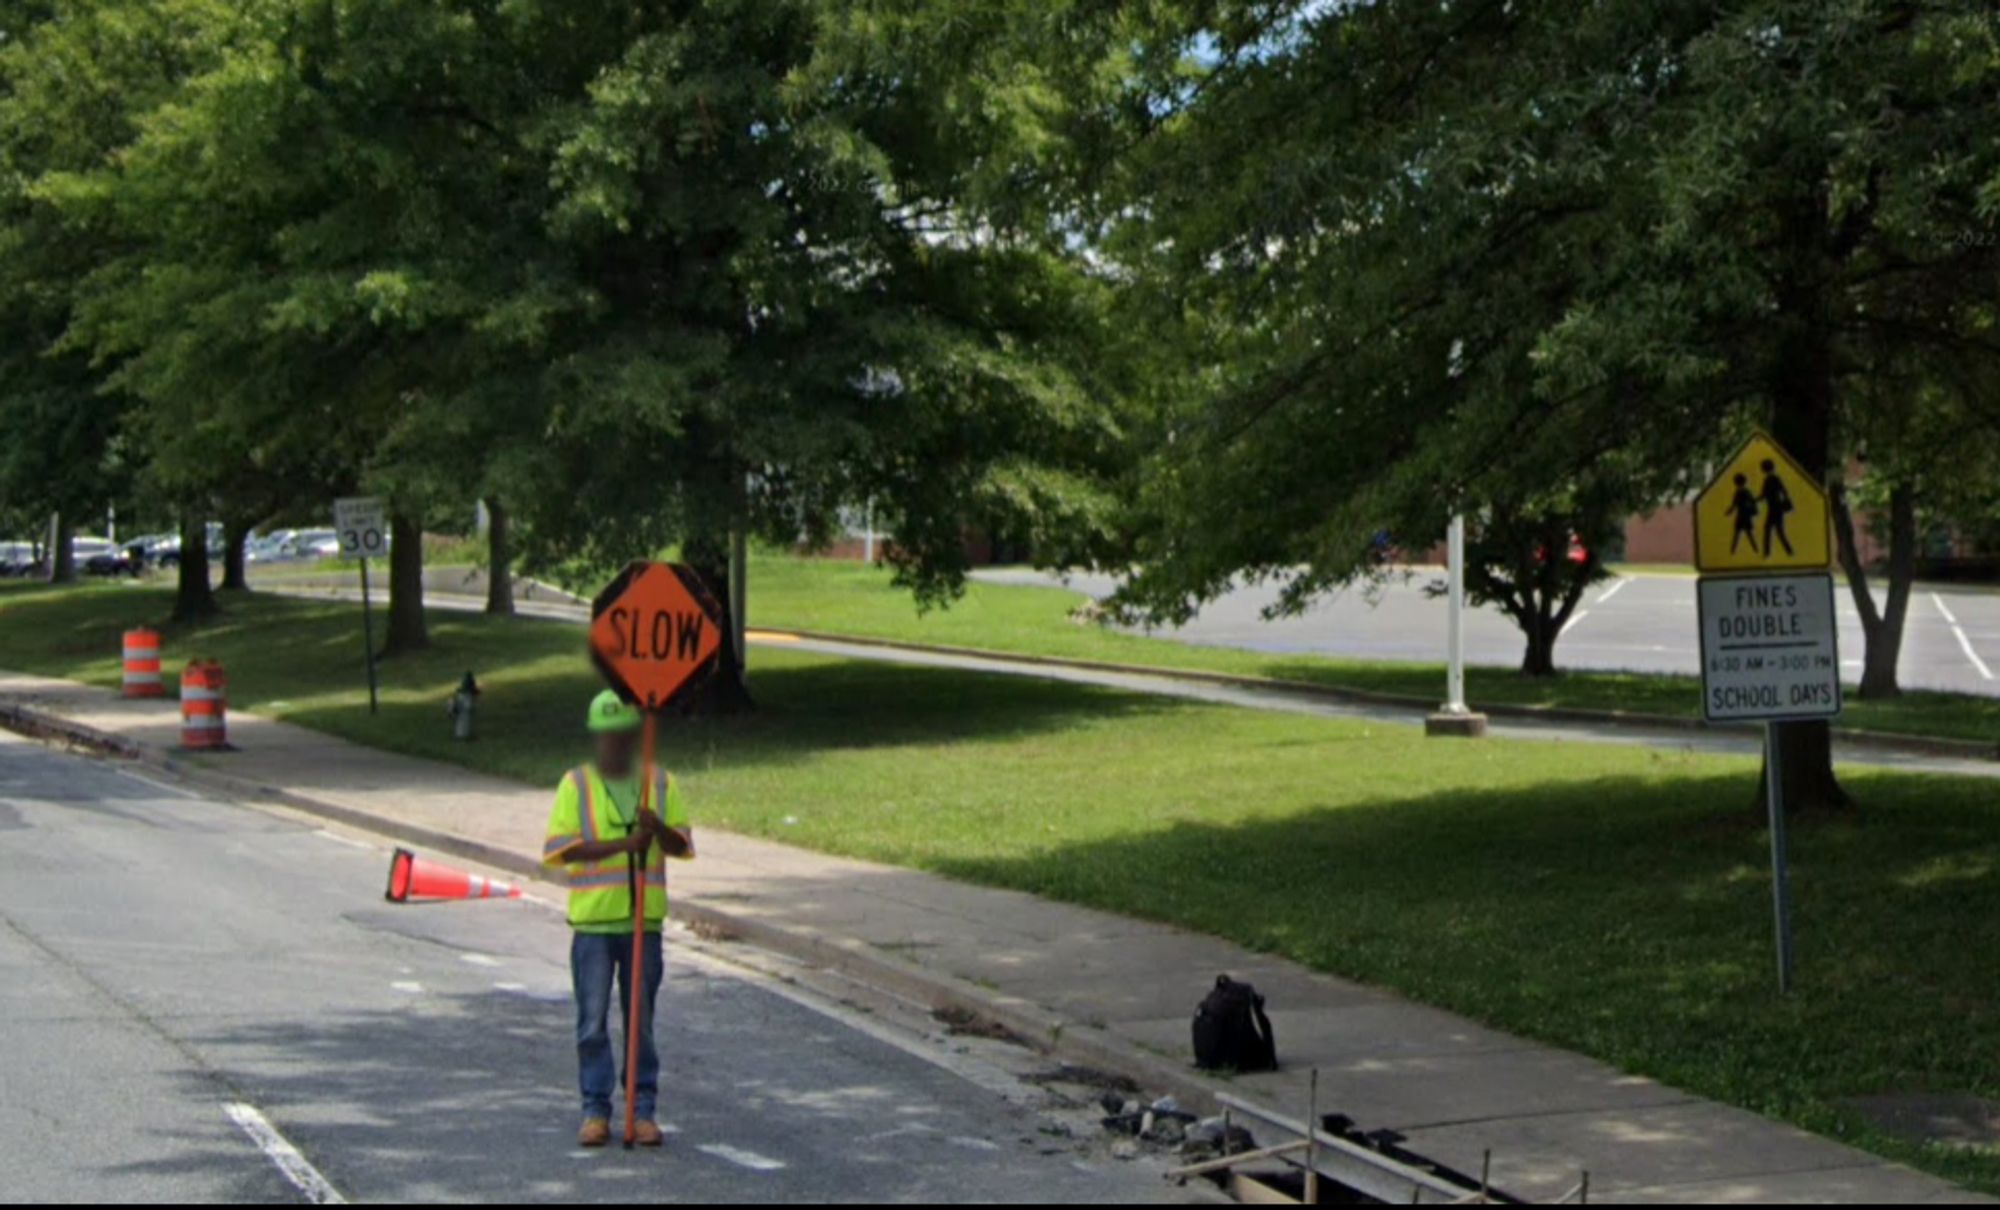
[0,669,1984,1204]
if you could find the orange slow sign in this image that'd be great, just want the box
[589,562,726,711]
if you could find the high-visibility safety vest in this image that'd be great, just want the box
[541,763,690,933]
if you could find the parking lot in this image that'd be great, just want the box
[981,567,2000,698]
[0,524,362,579]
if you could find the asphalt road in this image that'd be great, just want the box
[0,732,1195,1203]
[978,568,2000,697]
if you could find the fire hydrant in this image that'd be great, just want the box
[446,671,480,741]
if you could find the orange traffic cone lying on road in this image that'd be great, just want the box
[384,847,522,903]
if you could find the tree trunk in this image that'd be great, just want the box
[674,531,753,715]
[1833,482,1915,699]
[220,520,251,592]
[483,497,513,616]
[45,512,75,584]
[1764,211,1850,813]
[172,514,218,623]
[381,513,428,655]
[1519,613,1558,677]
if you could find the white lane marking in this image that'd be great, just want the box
[1931,593,1994,680]
[697,1142,787,1171]
[225,1102,346,1204]
[312,830,371,850]
[492,981,528,992]
[390,981,423,994]
[459,953,500,967]
[1595,577,1630,605]
[1954,628,1996,681]
[1561,609,1590,636]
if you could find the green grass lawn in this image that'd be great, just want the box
[746,554,2000,745]
[4,579,1999,1191]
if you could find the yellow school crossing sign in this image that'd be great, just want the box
[1693,431,1832,573]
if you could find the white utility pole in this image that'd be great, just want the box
[1446,513,1467,710]
[1426,513,1489,737]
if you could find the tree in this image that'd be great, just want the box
[382,514,427,653]
[482,498,513,617]
[1040,0,2000,810]
[38,0,1126,703]
[173,513,215,622]
[47,0,529,649]
[1447,480,1626,677]
[1831,383,2000,698]
[0,0,184,588]
[498,0,1128,709]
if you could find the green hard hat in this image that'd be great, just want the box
[586,689,642,733]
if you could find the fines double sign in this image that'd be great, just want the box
[1691,431,1842,724]
[1697,573,1841,722]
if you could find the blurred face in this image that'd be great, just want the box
[594,727,639,777]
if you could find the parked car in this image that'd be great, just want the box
[0,541,41,577]
[248,528,306,562]
[84,549,141,576]
[106,525,222,571]
[1533,533,1593,567]
[296,528,340,558]
[122,533,169,570]
[75,537,139,577]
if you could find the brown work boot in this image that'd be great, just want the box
[577,1118,611,1148]
[632,1119,664,1147]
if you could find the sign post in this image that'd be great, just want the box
[587,562,727,1147]
[1425,513,1489,737]
[1692,431,1838,993]
[334,497,389,715]
[1763,723,1793,992]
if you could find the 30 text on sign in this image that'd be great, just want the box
[333,497,388,560]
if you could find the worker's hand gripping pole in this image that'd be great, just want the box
[623,712,658,1149]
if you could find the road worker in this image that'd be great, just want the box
[541,690,693,1147]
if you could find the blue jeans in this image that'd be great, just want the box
[570,930,662,1123]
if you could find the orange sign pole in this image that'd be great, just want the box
[622,712,659,1148]
[588,563,724,1149]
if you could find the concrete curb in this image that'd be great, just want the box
[771,628,2000,764]
[267,582,2000,763]
[0,697,1233,1118]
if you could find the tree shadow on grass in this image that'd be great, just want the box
[921,769,2000,1124]
[270,642,1196,789]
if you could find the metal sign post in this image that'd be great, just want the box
[1763,723,1793,993]
[358,556,380,715]
[335,497,389,715]
[1691,431,1837,994]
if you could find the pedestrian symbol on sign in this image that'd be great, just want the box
[1726,474,1757,555]
[1693,432,1830,573]
[1757,460,1794,557]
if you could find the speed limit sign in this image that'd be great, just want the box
[333,497,388,559]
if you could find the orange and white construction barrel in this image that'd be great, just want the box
[179,660,228,750]
[121,628,165,698]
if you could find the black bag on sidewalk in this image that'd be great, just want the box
[1191,975,1277,1072]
